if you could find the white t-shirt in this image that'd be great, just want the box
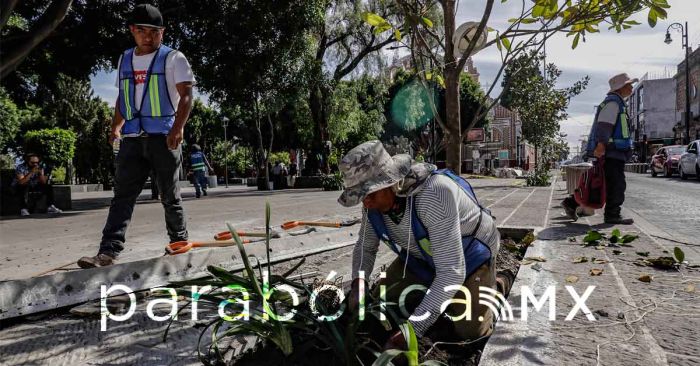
[115,48,195,114]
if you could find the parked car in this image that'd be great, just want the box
[679,139,700,181]
[650,145,686,177]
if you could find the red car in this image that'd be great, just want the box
[650,145,687,177]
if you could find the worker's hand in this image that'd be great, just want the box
[167,127,184,150]
[593,143,606,159]
[347,278,367,314]
[383,330,408,351]
[109,128,121,147]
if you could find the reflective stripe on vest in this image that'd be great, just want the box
[367,169,492,282]
[118,45,176,135]
[190,152,206,171]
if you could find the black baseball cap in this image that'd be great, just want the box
[129,4,164,29]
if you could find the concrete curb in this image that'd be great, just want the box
[0,228,358,320]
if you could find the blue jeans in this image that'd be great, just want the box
[99,136,187,257]
[193,170,208,196]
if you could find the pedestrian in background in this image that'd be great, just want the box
[189,144,213,198]
[12,153,63,216]
[563,73,636,224]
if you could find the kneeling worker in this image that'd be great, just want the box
[340,140,500,350]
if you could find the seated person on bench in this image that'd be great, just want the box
[13,153,62,216]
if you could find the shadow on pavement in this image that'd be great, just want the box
[486,334,547,364]
[0,212,84,222]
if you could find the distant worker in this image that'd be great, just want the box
[189,144,213,198]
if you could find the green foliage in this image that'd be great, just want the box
[320,172,344,191]
[0,155,15,170]
[268,152,291,166]
[0,87,22,152]
[328,76,387,154]
[526,166,551,187]
[24,128,76,168]
[43,74,114,185]
[51,166,67,184]
[502,51,588,168]
[210,140,236,172]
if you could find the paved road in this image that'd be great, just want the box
[623,173,700,244]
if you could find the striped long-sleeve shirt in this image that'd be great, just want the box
[351,174,500,337]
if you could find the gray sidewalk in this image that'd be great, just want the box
[481,176,700,366]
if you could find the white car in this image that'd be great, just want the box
[678,139,700,180]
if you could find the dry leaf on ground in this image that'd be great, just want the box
[566,275,579,283]
[590,268,604,276]
[524,256,547,262]
[638,274,653,283]
[573,257,588,263]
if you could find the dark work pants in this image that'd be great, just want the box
[15,183,55,211]
[193,170,207,196]
[100,136,187,257]
[604,158,626,219]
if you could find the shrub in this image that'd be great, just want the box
[51,166,67,184]
[24,128,76,168]
[320,171,344,191]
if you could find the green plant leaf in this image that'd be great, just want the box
[421,17,433,28]
[372,349,405,366]
[647,8,658,27]
[674,247,685,263]
[399,322,419,365]
[394,28,402,42]
[435,74,445,88]
[621,234,639,244]
[572,33,581,49]
[362,12,388,27]
[611,229,621,238]
[227,223,264,298]
[583,230,603,243]
[502,37,512,50]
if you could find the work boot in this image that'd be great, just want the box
[604,216,634,225]
[77,253,116,268]
[203,189,208,196]
[496,270,515,296]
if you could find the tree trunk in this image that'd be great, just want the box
[254,97,270,190]
[442,0,461,173]
[308,84,331,175]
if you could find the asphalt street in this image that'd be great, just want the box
[623,173,700,244]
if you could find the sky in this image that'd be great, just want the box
[456,0,700,154]
[90,0,700,154]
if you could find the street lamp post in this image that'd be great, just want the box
[665,21,691,145]
[222,116,229,188]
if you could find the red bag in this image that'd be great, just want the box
[574,159,606,209]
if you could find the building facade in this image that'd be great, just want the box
[673,46,700,143]
[628,73,676,161]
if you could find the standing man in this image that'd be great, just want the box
[189,144,213,198]
[563,73,636,224]
[13,153,63,216]
[78,4,195,268]
[341,141,501,348]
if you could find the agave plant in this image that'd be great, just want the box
[164,201,445,366]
